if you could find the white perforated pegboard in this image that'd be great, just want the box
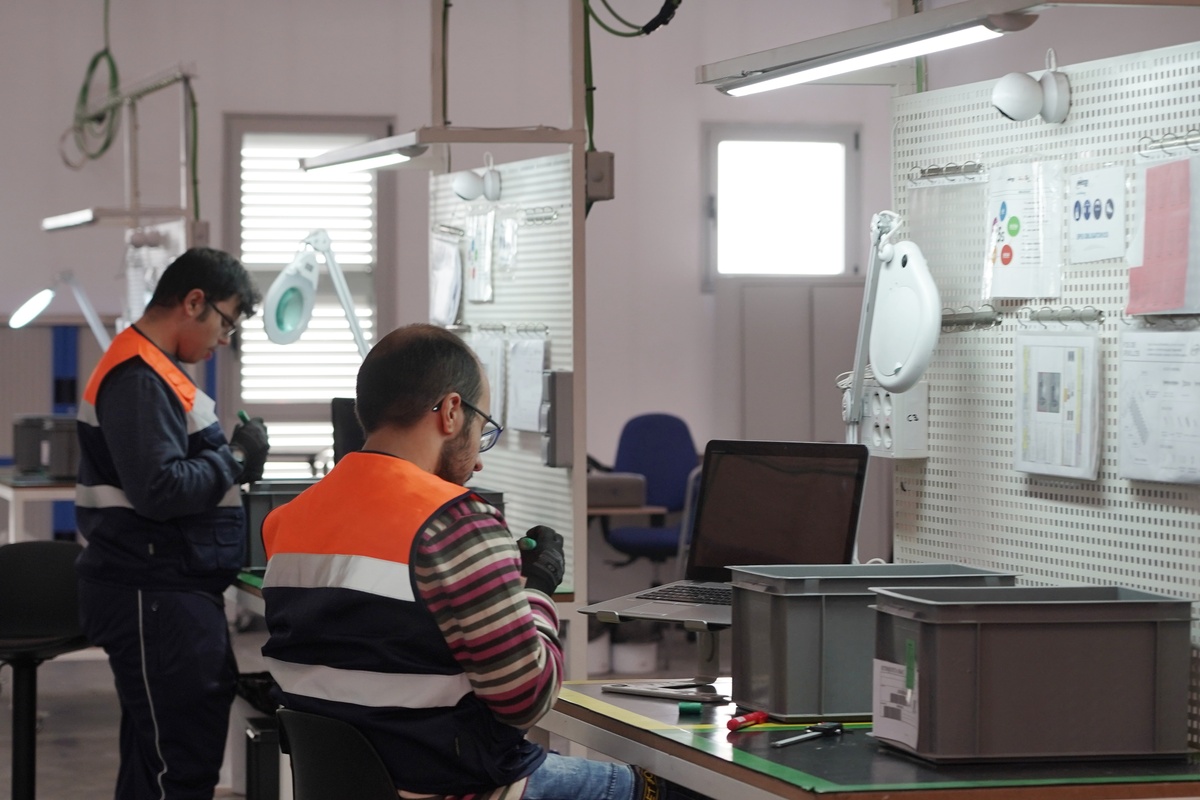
[429,152,578,591]
[891,40,1200,741]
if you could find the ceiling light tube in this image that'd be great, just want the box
[723,23,1013,95]
[41,206,189,232]
[699,1,1040,95]
[299,134,430,173]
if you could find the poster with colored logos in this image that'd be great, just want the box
[1068,166,1126,264]
[982,161,1064,299]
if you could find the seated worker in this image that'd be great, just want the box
[260,323,707,800]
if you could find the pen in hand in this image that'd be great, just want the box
[238,410,251,424]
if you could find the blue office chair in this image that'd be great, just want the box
[595,413,698,578]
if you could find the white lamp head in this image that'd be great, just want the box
[9,288,56,329]
[868,240,940,393]
[263,250,320,345]
[8,271,112,349]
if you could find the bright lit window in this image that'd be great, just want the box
[704,124,859,289]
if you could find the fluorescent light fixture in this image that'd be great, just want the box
[41,206,188,232]
[299,134,430,173]
[724,23,1011,95]
[697,0,1048,94]
[9,271,112,349]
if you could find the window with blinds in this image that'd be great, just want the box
[230,127,385,478]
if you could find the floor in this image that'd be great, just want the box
[0,612,718,799]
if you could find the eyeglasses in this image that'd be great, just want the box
[205,299,239,336]
[434,397,504,452]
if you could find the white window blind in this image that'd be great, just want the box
[235,131,380,475]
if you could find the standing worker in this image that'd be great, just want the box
[75,247,269,800]
[260,323,707,800]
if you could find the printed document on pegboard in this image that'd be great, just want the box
[1119,329,1200,483]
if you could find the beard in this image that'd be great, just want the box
[434,424,476,485]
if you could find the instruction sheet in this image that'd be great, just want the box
[1119,329,1200,483]
[1068,165,1126,264]
[1014,331,1101,480]
[1127,156,1200,314]
[983,161,1064,299]
[506,336,547,432]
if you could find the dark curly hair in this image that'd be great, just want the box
[355,324,484,434]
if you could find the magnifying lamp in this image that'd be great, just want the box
[8,271,112,349]
[845,211,940,426]
[264,230,370,359]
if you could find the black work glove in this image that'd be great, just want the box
[230,417,269,484]
[519,525,565,596]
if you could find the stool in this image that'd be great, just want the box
[0,540,90,800]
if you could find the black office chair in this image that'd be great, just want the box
[277,707,397,800]
[592,413,698,580]
[0,539,90,800]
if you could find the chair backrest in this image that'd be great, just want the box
[612,413,698,511]
[277,708,397,800]
[0,540,84,640]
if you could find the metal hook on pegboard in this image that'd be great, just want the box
[941,304,1001,333]
[1021,305,1106,328]
[1138,129,1200,158]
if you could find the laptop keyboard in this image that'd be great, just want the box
[636,584,732,605]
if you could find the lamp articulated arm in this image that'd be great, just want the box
[302,230,370,360]
[846,211,901,427]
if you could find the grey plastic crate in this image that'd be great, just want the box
[871,585,1193,763]
[729,563,1017,721]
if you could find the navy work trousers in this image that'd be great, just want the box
[79,579,238,800]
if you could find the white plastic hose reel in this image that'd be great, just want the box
[1038,49,1070,124]
[991,48,1071,124]
[452,152,502,202]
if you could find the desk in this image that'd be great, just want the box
[0,469,75,544]
[539,679,1200,800]
[587,505,668,525]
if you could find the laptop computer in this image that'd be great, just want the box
[581,439,869,631]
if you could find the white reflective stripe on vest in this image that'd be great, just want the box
[219,483,242,508]
[264,657,472,709]
[75,483,133,510]
[264,551,416,603]
[189,391,219,434]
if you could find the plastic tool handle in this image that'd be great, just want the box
[770,721,843,748]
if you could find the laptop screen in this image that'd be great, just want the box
[686,440,869,582]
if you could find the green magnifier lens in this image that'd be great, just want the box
[276,286,305,333]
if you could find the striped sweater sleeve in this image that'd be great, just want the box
[413,496,563,729]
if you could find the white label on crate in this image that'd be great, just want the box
[872,659,918,748]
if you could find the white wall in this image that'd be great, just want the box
[2,1,1199,461]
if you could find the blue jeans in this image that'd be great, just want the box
[522,754,634,800]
